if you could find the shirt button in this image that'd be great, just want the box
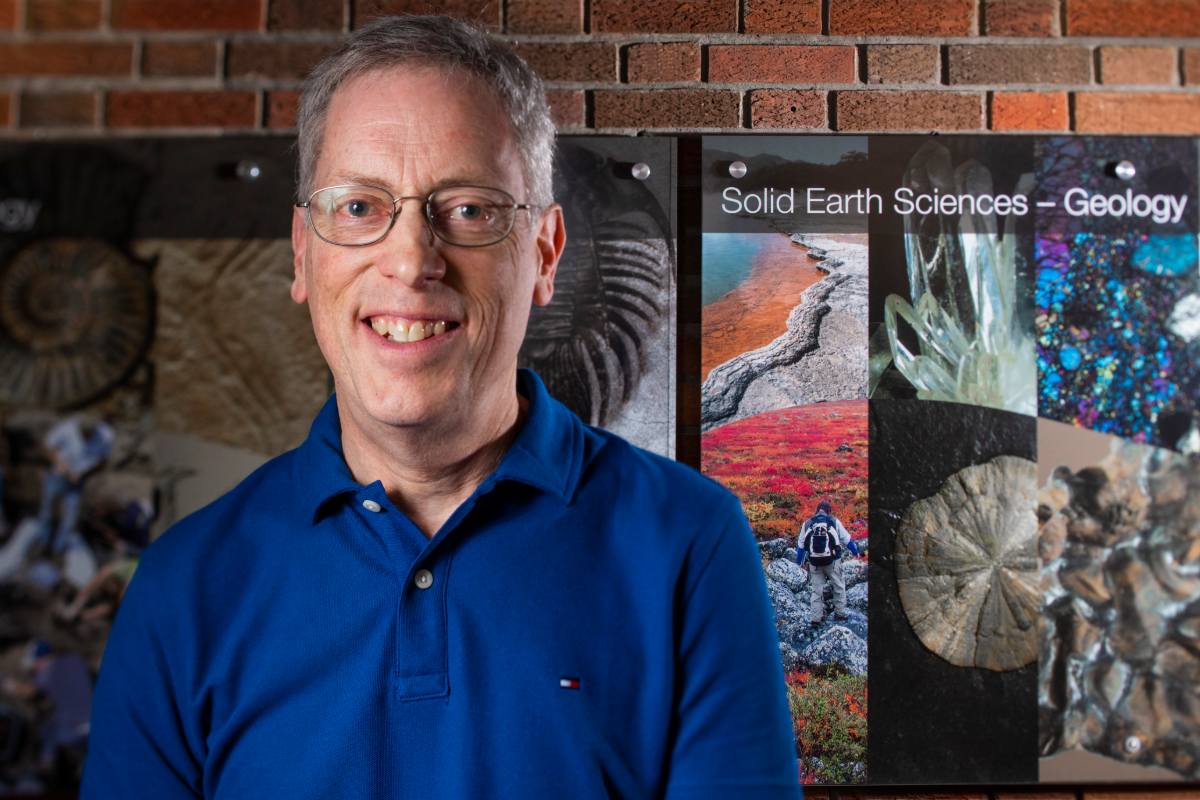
[414,569,434,590]
[361,499,382,513]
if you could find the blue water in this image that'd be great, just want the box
[702,232,778,306]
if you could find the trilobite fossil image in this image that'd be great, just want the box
[895,454,1040,671]
[520,142,675,450]
[1040,441,1200,779]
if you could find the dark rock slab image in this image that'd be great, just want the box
[1039,432,1200,779]
[869,399,1037,783]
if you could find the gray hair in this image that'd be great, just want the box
[296,15,556,207]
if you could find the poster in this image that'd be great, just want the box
[702,134,1200,785]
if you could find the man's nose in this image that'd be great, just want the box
[373,199,445,286]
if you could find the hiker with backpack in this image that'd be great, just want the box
[796,499,860,625]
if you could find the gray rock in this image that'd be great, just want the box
[766,557,807,594]
[766,579,803,631]
[758,537,792,560]
[779,642,801,674]
[800,624,868,675]
[842,557,868,588]
[847,581,868,611]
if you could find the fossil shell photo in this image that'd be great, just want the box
[895,454,1039,671]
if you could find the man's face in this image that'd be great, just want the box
[291,67,563,440]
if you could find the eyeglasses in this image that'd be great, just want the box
[296,184,537,248]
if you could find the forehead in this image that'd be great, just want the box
[315,65,522,192]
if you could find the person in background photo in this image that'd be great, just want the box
[796,499,860,626]
[82,15,801,799]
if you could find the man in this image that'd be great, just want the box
[82,16,799,799]
[796,500,860,625]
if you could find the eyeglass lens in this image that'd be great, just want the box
[308,185,519,247]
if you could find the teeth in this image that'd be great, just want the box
[370,317,451,342]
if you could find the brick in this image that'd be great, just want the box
[991,90,1067,130]
[227,41,338,80]
[749,89,826,128]
[142,41,218,77]
[112,0,262,30]
[27,0,102,30]
[0,1,13,28]
[546,89,584,128]
[1099,46,1178,85]
[593,0,735,33]
[0,42,132,76]
[512,43,615,83]
[867,45,939,84]
[107,90,258,128]
[19,91,96,127]
[506,0,581,33]
[744,0,821,33]
[1068,0,1200,36]
[269,0,343,30]
[708,46,856,84]
[984,0,1059,36]
[593,89,739,129]
[948,45,1091,85]
[1075,92,1200,134]
[1186,49,1200,86]
[265,90,299,128]
[353,0,500,28]
[627,43,700,83]
[829,0,975,35]
[836,91,983,131]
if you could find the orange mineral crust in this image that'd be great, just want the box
[702,233,827,381]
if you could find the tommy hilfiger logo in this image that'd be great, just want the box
[559,676,581,690]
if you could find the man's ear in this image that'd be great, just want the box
[290,206,309,304]
[532,203,565,307]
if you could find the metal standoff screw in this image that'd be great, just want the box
[729,160,747,179]
[630,162,651,181]
[1114,160,1136,181]
[236,160,263,181]
[1124,735,1142,754]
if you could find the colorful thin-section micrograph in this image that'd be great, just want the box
[1035,231,1200,445]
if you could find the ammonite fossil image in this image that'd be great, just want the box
[0,237,153,409]
[895,454,1040,671]
[1040,441,1200,779]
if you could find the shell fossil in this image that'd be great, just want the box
[895,454,1040,671]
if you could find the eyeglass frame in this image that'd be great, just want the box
[295,183,539,249]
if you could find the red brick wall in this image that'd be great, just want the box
[0,0,1197,134]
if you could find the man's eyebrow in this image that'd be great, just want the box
[324,172,511,192]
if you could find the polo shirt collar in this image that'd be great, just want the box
[294,368,584,522]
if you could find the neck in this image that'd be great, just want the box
[338,386,526,538]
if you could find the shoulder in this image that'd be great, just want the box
[134,448,302,590]
[578,423,744,523]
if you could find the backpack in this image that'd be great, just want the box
[806,514,840,566]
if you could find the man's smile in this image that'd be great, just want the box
[365,314,459,343]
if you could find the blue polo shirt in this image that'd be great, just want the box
[83,370,800,799]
